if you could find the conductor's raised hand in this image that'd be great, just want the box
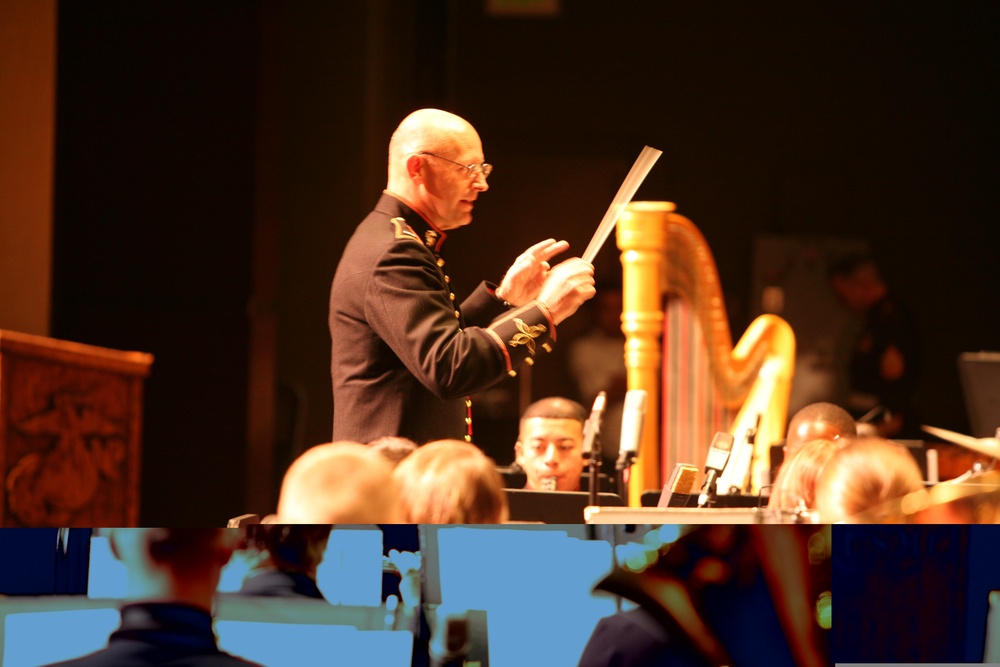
[538,257,596,324]
[495,238,570,307]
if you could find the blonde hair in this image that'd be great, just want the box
[814,437,924,522]
[277,442,400,523]
[393,439,508,524]
[768,439,841,511]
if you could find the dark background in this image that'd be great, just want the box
[48,1,1000,524]
[833,525,1000,662]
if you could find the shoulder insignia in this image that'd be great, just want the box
[390,217,419,242]
[508,318,547,355]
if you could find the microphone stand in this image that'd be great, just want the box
[588,431,602,509]
[615,451,638,502]
[697,472,719,508]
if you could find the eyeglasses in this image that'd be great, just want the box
[414,151,493,179]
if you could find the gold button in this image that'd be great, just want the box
[449,293,455,301]
[444,275,450,283]
[507,370,517,377]
[542,343,553,353]
[465,417,472,425]
[454,310,461,318]
[464,435,472,442]
[465,399,472,407]
[437,258,445,267]
[525,357,535,366]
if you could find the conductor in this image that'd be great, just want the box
[330,109,596,444]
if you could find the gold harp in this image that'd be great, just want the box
[618,201,796,506]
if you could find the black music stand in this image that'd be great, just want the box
[505,489,625,523]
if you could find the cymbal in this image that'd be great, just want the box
[849,470,1000,524]
[921,424,1000,459]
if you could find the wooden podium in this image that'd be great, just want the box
[0,330,152,526]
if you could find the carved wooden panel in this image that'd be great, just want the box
[0,331,152,526]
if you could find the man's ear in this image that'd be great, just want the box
[405,154,424,181]
[514,441,524,465]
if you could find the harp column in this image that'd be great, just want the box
[617,201,674,507]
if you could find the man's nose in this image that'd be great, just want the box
[472,171,489,192]
[543,445,559,463]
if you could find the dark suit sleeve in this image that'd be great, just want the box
[578,610,708,667]
[365,240,555,399]
[460,281,509,326]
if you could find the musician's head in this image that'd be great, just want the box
[394,439,509,523]
[277,441,401,523]
[767,438,842,512]
[367,435,418,467]
[238,525,332,579]
[105,528,239,612]
[814,437,924,522]
[785,401,857,459]
[829,254,887,314]
[515,396,587,492]
[386,109,490,231]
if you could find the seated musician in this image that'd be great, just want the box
[767,439,843,512]
[231,525,332,601]
[784,402,857,460]
[394,439,509,523]
[40,529,261,667]
[814,437,924,522]
[514,396,587,492]
[275,441,402,523]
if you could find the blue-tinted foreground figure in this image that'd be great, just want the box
[40,528,263,667]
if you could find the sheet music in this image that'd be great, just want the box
[582,145,662,264]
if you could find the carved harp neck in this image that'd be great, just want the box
[618,201,796,502]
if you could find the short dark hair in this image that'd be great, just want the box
[788,402,857,437]
[242,525,332,573]
[828,253,877,280]
[520,397,587,426]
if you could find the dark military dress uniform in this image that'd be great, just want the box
[330,193,556,444]
[232,568,326,601]
[39,603,263,667]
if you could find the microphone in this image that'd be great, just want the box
[616,389,647,470]
[583,392,607,508]
[658,463,700,507]
[581,391,607,460]
[697,431,735,508]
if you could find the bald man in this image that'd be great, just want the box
[276,441,401,523]
[785,401,857,459]
[330,108,596,444]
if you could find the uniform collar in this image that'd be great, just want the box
[111,602,219,651]
[377,191,448,253]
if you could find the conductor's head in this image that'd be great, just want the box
[386,108,491,231]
